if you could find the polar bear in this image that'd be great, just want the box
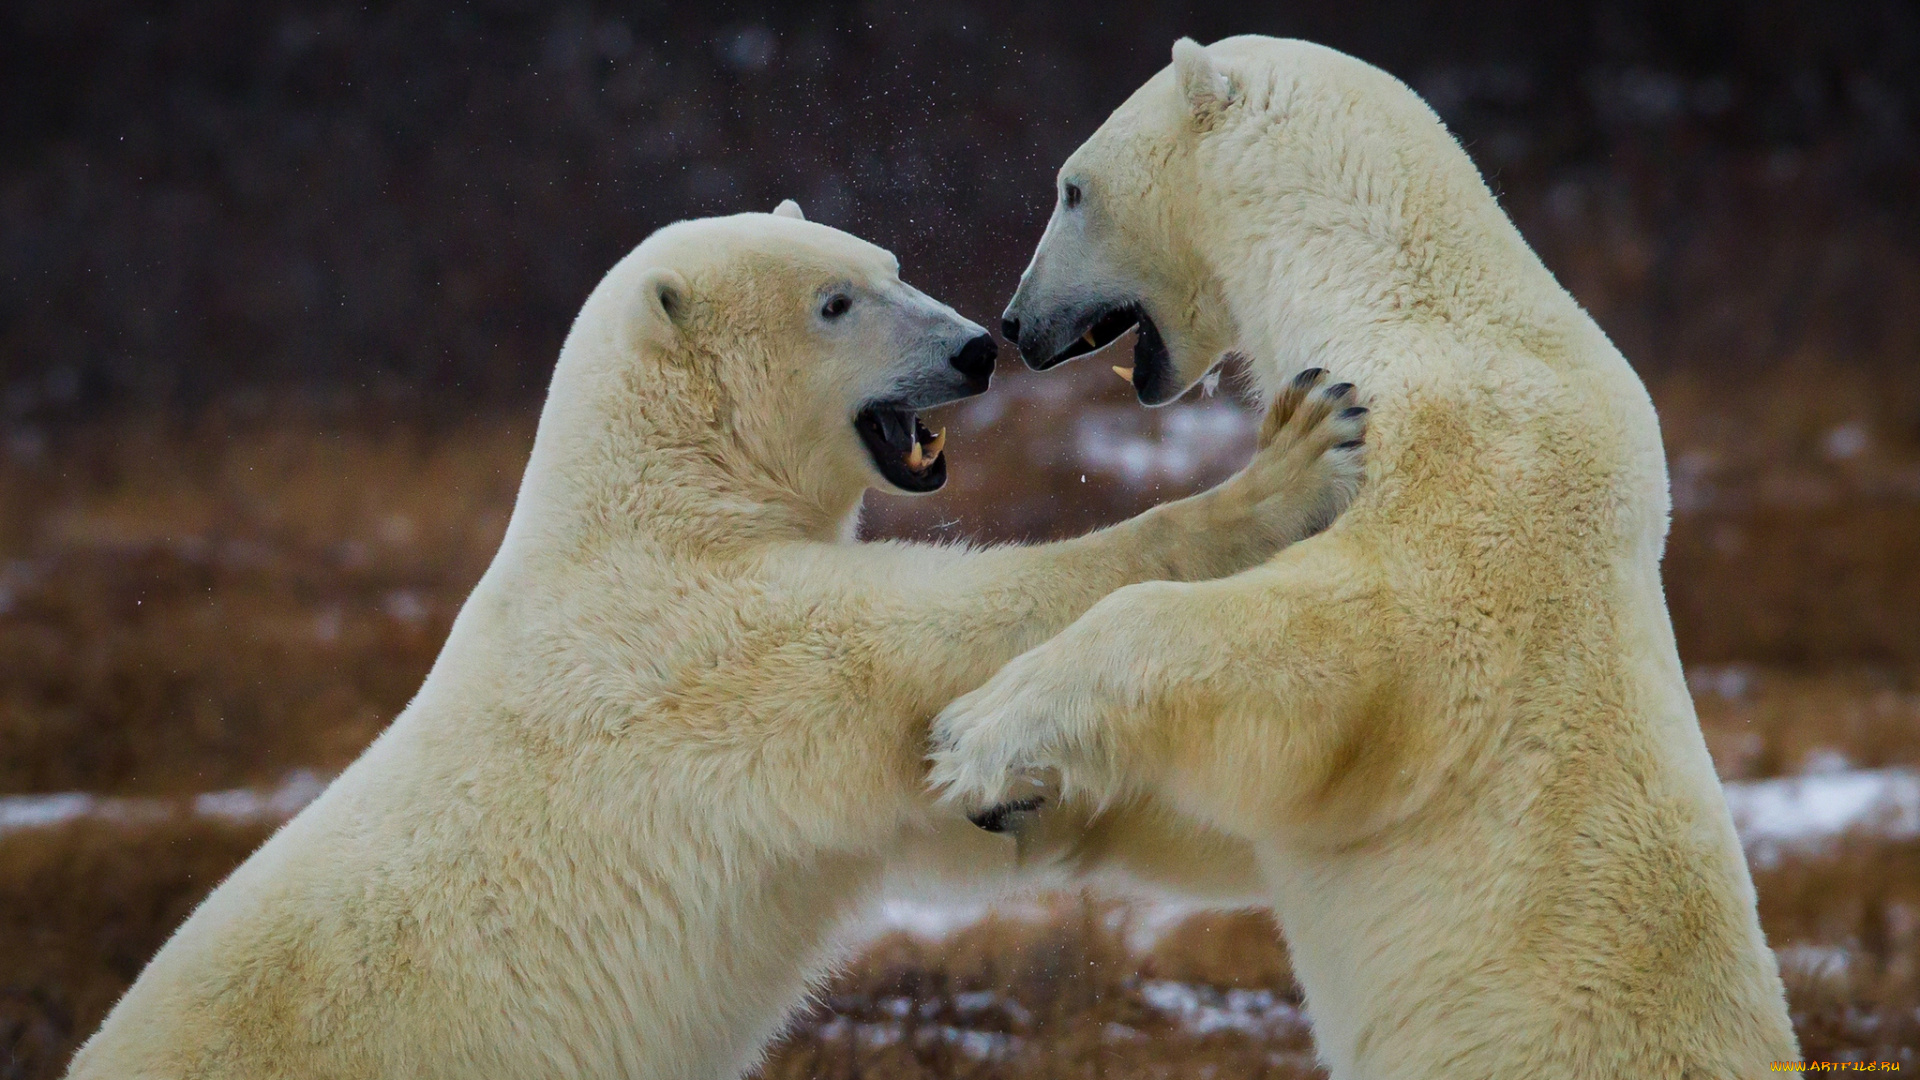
[930,36,1797,1078]
[67,204,1367,1080]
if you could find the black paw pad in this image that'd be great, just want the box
[968,796,1047,833]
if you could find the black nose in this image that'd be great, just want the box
[1000,316,1020,344]
[950,332,997,390]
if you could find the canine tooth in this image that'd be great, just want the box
[1083,330,1099,348]
[907,441,925,470]
[926,429,946,459]
[1112,365,1134,382]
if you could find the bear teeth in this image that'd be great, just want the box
[904,427,946,472]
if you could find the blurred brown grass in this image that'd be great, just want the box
[0,818,274,1080]
[0,414,526,794]
[3,354,1920,1075]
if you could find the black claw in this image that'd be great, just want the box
[1324,382,1355,399]
[967,796,1046,833]
[1292,367,1326,388]
[1339,405,1369,419]
[1334,439,1365,450]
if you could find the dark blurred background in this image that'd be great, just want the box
[4,0,1917,407]
[6,2,1920,1075]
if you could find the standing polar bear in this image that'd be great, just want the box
[68,206,1367,1079]
[932,36,1797,1078]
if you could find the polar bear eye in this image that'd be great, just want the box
[821,293,852,319]
[1063,183,1082,210]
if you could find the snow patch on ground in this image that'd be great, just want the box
[0,770,330,834]
[1137,981,1308,1037]
[1072,403,1255,486]
[1721,766,1920,866]
[811,1017,1018,1059]
[804,984,1310,1048]
[192,770,331,822]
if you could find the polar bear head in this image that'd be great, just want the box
[1002,36,1487,404]
[997,38,1244,405]
[547,204,995,525]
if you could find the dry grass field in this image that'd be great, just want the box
[4,355,1920,1076]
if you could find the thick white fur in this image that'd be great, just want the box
[67,211,1365,1080]
[933,36,1797,1078]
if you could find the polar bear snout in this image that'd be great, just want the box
[947,332,997,393]
[874,327,994,414]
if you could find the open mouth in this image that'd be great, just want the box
[1035,304,1142,369]
[854,404,949,493]
[1035,303,1175,403]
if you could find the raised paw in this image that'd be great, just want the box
[927,700,1042,816]
[1257,367,1368,454]
[927,650,1082,818]
[1226,369,1369,548]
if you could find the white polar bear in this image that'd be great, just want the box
[66,203,1366,1080]
[931,36,1797,1078]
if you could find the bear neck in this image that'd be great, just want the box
[1200,101,1674,554]
[1201,110,1585,399]
[501,347,862,564]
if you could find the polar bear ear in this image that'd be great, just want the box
[1172,38,1234,127]
[633,267,691,348]
[771,199,806,221]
